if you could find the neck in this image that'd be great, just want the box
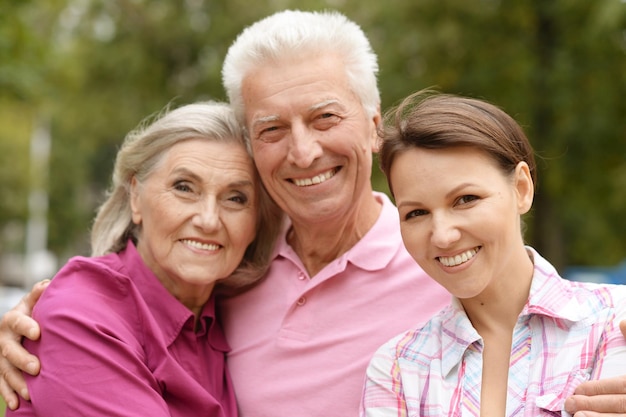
[462,247,534,335]
[288,193,382,277]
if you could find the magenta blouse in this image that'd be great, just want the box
[9,241,237,417]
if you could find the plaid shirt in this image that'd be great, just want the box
[361,248,626,417]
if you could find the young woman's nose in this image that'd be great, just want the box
[430,213,461,248]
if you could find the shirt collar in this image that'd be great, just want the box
[273,192,404,273]
[118,240,229,352]
[522,247,613,322]
[440,299,481,376]
[439,247,613,376]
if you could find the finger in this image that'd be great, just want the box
[0,358,30,403]
[0,375,20,410]
[3,309,40,342]
[26,279,50,305]
[573,376,626,396]
[0,306,42,375]
[620,319,626,340]
[0,336,40,376]
[566,394,626,415]
[3,280,50,342]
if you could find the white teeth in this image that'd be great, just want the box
[438,248,478,267]
[182,239,220,251]
[293,169,336,187]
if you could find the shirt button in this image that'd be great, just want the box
[298,272,306,280]
[296,296,306,306]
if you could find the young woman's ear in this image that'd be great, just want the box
[514,162,534,215]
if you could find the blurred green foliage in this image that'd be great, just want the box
[1,0,625,270]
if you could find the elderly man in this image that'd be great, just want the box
[217,10,449,416]
[1,9,625,417]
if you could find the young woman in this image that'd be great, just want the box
[361,90,626,416]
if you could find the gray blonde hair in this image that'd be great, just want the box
[90,101,283,289]
[222,9,380,128]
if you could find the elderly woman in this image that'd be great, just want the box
[361,90,626,416]
[6,102,282,416]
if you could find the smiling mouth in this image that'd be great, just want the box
[437,247,480,267]
[181,239,221,251]
[291,168,338,187]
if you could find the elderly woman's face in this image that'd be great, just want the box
[130,138,257,309]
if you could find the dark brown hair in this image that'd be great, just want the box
[379,89,536,196]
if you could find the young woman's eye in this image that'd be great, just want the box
[457,195,479,205]
[405,209,428,220]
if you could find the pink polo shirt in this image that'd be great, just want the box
[9,241,237,417]
[219,192,451,417]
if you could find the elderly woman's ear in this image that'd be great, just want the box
[129,176,142,226]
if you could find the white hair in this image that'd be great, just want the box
[222,9,380,128]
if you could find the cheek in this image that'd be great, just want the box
[232,213,258,248]
[400,226,424,261]
[252,147,280,177]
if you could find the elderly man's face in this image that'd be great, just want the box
[241,53,380,228]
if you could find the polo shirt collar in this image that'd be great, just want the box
[349,192,406,271]
[274,192,404,272]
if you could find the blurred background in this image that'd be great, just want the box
[1,0,626,314]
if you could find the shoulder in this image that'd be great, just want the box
[372,310,450,365]
[36,254,142,323]
[53,254,136,292]
[567,280,626,309]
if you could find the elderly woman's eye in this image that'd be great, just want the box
[174,181,192,192]
[229,192,249,205]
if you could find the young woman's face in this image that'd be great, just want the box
[390,146,533,299]
[130,139,258,309]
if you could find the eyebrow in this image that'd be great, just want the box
[396,199,421,210]
[310,99,340,111]
[172,167,255,188]
[396,182,477,209]
[446,182,475,199]
[251,99,343,129]
[253,115,280,126]
[228,179,255,189]
[171,167,203,182]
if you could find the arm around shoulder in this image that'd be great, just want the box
[11,263,171,417]
[564,284,626,416]
[0,279,50,409]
